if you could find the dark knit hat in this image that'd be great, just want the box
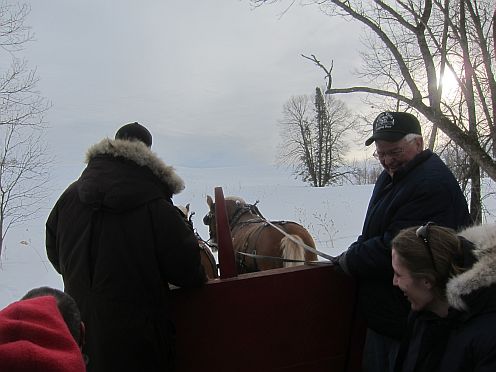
[115,122,153,148]
[365,112,421,146]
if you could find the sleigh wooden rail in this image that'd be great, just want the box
[170,187,365,372]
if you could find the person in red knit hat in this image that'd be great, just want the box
[0,293,86,371]
[21,286,86,353]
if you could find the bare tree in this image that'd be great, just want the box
[349,157,383,185]
[277,87,356,186]
[0,2,50,255]
[252,0,496,222]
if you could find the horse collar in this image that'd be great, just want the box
[229,205,253,228]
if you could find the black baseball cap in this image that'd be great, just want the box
[365,112,421,146]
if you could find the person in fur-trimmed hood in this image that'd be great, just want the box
[46,122,207,372]
[391,223,496,372]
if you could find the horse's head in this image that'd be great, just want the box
[177,203,195,230]
[203,195,215,237]
[177,203,190,219]
[203,195,246,243]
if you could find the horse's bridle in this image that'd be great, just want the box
[204,201,264,230]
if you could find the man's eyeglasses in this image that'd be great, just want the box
[373,148,406,160]
[373,138,416,160]
[415,222,437,272]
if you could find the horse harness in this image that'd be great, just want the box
[227,202,265,229]
[229,202,322,270]
[207,201,333,268]
[233,218,293,272]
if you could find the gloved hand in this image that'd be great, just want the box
[328,255,341,266]
[329,252,350,275]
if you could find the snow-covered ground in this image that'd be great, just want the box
[1,164,495,309]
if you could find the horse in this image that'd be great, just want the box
[177,204,219,280]
[203,195,318,274]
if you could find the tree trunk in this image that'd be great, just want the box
[460,0,482,221]
[470,161,482,224]
[0,216,3,258]
[428,125,437,150]
[493,7,496,157]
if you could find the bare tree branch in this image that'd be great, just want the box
[0,2,51,255]
[301,54,334,91]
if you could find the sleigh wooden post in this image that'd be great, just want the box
[214,187,237,279]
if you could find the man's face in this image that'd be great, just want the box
[374,137,422,176]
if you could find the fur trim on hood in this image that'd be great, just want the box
[85,138,185,194]
[446,223,496,311]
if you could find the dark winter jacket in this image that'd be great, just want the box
[394,224,496,372]
[46,138,206,372]
[339,150,471,340]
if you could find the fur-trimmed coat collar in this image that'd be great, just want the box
[85,138,184,195]
[446,223,496,311]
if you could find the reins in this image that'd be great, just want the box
[196,233,218,251]
[205,199,337,265]
[260,218,335,262]
[236,251,331,265]
[186,210,219,252]
[231,201,335,263]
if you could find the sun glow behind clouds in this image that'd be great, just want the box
[439,68,460,98]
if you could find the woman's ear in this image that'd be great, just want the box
[422,278,434,289]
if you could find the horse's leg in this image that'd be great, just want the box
[280,235,306,267]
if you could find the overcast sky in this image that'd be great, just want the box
[24,0,368,175]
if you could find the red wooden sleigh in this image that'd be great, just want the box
[171,187,365,372]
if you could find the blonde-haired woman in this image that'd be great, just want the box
[391,223,496,372]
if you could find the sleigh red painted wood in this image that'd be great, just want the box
[171,187,365,371]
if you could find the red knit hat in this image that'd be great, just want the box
[0,296,86,372]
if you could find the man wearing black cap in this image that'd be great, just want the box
[334,112,471,372]
[46,122,207,372]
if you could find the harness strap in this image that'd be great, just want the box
[197,234,218,251]
[237,222,266,272]
[236,251,329,265]
[198,242,219,277]
[262,219,335,261]
[225,201,337,264]
[229,205,253,228]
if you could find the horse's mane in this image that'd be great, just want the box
[225,196,246,205]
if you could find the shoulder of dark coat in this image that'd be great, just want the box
[85,138,185,195]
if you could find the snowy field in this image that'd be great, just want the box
[1,164,495,309]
